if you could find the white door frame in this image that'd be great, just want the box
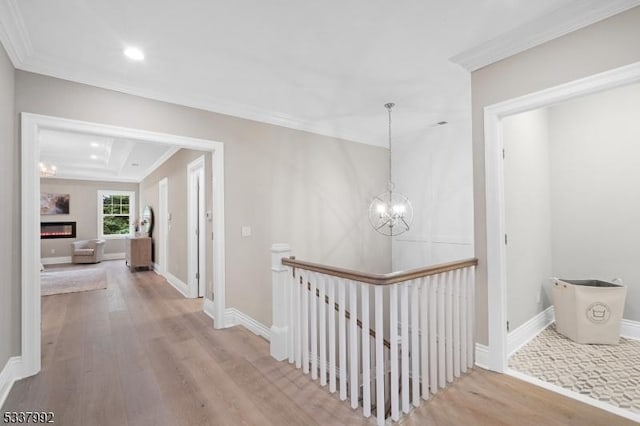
[187,156,206,298]
[483,61,640,373]
[158,177,169,275]
[21,113,227,377]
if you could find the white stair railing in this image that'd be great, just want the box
[270,244,478,425]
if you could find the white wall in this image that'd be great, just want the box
[549,83,640,322]
[503,109,553,330]
[392,108,474,271]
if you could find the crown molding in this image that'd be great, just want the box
[0,0,33,65]
[16,53,373,147]
[450,0,640,72]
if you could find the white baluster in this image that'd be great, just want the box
[302,272,310,375]
[420,276,429,400]
[328,277,337,393]
[310,273,318,380]
[319,275,327,386]
[289,266,295,363]
[429,275,438,395]
[453,269,461,378]
[438,273,446,389]
[411,280,420,407]
[349,280,359,409]
[339,278,347,401]
[375,286,385,426]
[295,273,302,369]
[467,267,475,368]
[390,285,399,421]
[446,271,453,383]
[401,283,410,414]
[460,267,468,373]
[361,284,371,417]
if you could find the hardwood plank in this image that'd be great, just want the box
[3,260,635,426]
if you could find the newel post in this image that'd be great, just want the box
[270,243,291,361]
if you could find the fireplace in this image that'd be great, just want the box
[40,222,77,239]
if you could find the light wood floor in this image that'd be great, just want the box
[3,261,635,425]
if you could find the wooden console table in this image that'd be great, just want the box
[125,236,152,271]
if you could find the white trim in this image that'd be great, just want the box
[483,61,640,374]
[40,252,124,265]
[163,271,190,299]
[187,155,206,299]
[153,262,160,271]
[0,356,24,409]
[22,113,227,377]
[140,147,180,182]
[621,319,640,341]
[40,174,141,184]
[474,343,489,369]
[0,0,33,65]
[40,256,71,265]
[507,306,555,356]
[103,252,125,261]
[450,0,640,72]
[224,308,272,341]
[507,369,640,424]
[97,189,136,239]
[157,177,168,276]
[203,298,216,321]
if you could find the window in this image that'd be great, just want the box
[98,190,136,239]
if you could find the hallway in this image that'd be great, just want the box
[3,261,634,425]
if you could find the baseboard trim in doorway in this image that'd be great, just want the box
[224,308,271,341]
[0,357,23,409]
[621,319,640,341]
[508,306,555,356]
[475,343,489,369]
[203,298,216,321]
[507,368,640,423]
[163,272,190,298]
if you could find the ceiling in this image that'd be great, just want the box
[2,0,639,147]
[39,129,178,182]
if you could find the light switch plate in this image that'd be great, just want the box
[241,226,251,237]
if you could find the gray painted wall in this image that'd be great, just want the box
[139,149,212,287]
[40,179,139,259]
[549,83,640,322]
[471,6,640,344]
[15,70,391,331]
[503,109,553,331]
[0,39,18,370]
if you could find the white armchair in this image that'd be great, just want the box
[71,239,106,264]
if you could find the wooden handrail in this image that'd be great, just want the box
[283,257,478,286]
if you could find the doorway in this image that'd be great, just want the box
[188,156,206,298]
[21,113,227,377]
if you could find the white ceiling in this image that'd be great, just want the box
[2,0,639,146]
[39,129,178,182]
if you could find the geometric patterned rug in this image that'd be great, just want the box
[509,324,640,414]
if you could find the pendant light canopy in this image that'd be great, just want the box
[368,103,413,236]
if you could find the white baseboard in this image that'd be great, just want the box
[203,298,216,321]
[224,308,271,341]
[153,263,160,271]
[475,343,489,369]
[0,357,23,409]
[621,319,640,340]
[103,252,125,261]
[41,252,125,265]
[508,306,555,356]
[41,256,71,265]
[507,368,640,424]
[163,271,190,298]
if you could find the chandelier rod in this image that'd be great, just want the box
[384,102,395,190]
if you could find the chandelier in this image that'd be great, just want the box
[39,162,57,177]
[368,103,413,236]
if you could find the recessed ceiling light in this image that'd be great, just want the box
[124,47,145,61]
[90,154,98,160]
[90,142,100,148]
[131,162,139,167]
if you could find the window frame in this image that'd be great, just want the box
[97,189,136,239]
